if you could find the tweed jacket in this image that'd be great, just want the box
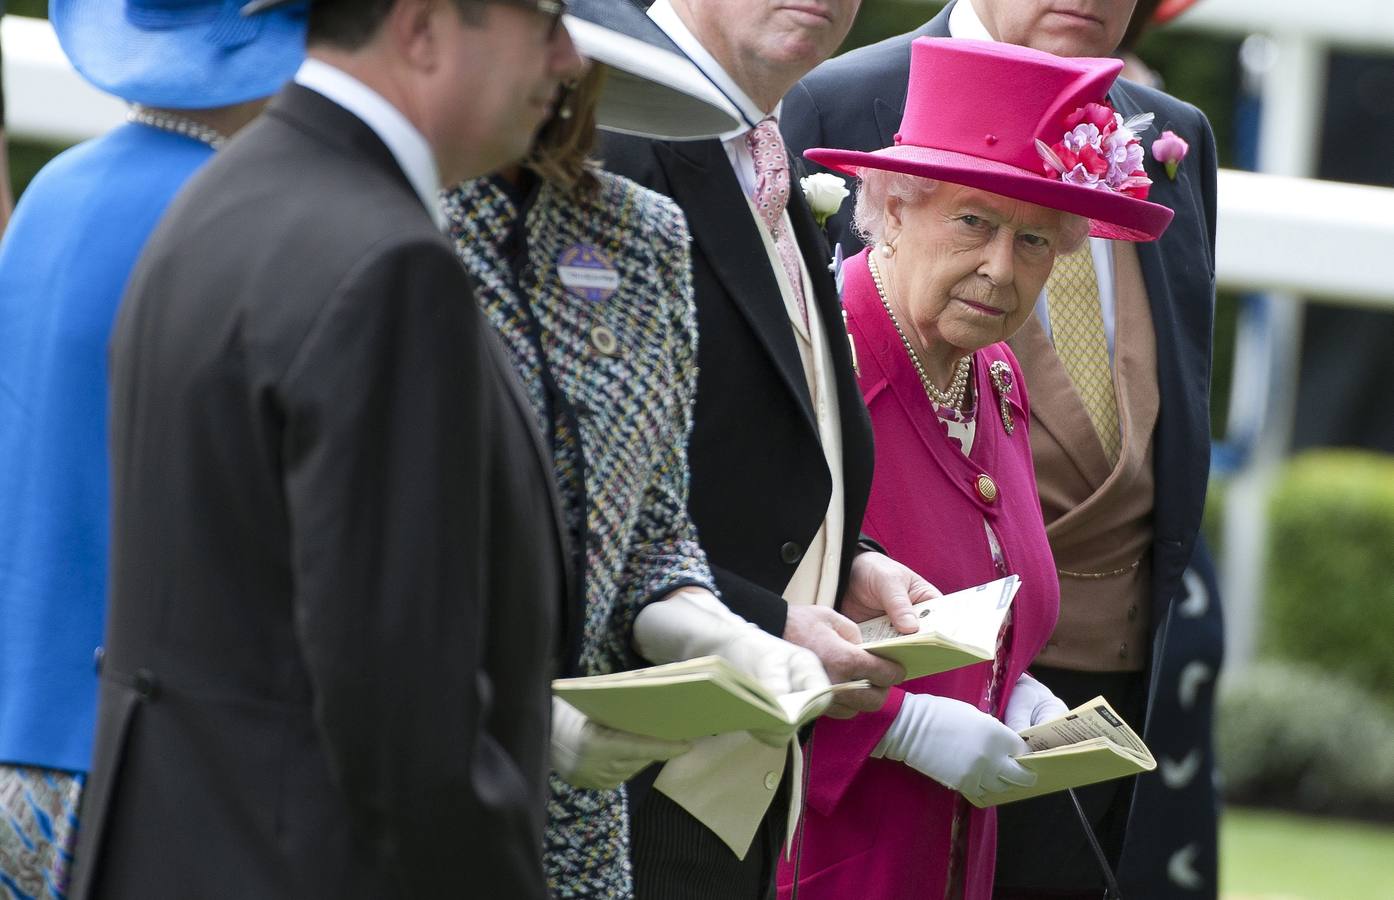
[444,171,716,898]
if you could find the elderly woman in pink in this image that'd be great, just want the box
[778,39,1173,900]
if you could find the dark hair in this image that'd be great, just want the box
[524,67,608,193]
[308,0,484,50]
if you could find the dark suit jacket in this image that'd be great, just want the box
[70,84,569,900]
[597,133,876,638]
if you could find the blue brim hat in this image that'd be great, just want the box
[51,0,307,109]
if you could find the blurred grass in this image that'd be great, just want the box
[9,138,69,197]
[1221,808,1394,899]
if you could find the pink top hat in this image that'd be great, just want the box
[807,38,1174,242]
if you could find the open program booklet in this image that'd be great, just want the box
[967,695,1157,808]
[856,575,1021,682]
[552,656,871,742]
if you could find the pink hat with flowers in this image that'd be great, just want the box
[806,38,1173,242]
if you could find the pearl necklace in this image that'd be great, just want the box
[868,253,971,410]
[127,105,226,150]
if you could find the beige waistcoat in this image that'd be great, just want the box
[1007,242,1158,672]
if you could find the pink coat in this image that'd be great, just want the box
[778,251,1060,900]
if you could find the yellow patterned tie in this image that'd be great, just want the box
[1047,247,1121,465]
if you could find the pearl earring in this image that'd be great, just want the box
[557,80,579,121]
[879,242,895,259]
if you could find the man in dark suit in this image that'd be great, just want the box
[601,1,942,897]
[70,2,585,898]
[784,1,1220,896]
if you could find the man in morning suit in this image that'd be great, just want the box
[602,1,943,896]
[69,1,585,897]
[783,0,1221,896]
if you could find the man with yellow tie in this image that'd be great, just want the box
[783,0,1223,896]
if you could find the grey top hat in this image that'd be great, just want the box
[561,0,739,139]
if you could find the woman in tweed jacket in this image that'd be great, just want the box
[444,66,809,898]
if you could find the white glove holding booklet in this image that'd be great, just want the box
[872,692,1037,803]
[633,587,830,701]
[550,697,693,790]
[1003,671,1070,732]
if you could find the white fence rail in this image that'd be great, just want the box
[2,16,125,144]
[1216,170,1394,309]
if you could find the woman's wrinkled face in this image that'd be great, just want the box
[882,183,1070,356]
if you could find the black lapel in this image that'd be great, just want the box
[1109,82,1212,629]
[1109,84,1188,438]
[787,175,844,364]
[873,4,955,146]
[655,138,817,424]
[787,162,876,498]
[926,0,956,37]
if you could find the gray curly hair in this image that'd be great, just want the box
[851,169,1090,254]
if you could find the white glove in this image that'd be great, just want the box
[551,697,693,790]
[1003,672,1070,733]
[633,588,830,701]
[871,693,1036,802]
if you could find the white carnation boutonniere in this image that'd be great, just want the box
[800,172,850,228]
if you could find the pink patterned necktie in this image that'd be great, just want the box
[747,117,809,327]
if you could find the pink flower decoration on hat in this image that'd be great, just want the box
[1152,130,1190,180]
[1036,102,1155,200]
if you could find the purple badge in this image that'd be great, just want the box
[557,244,619,303]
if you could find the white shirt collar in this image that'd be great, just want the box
[648,0,779,140]
[294,58,445,230]
[949,0,996,41]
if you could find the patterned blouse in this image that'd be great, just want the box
[443,171,716,899]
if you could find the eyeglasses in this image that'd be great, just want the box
[488,0,569,41]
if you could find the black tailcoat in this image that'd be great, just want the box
[600,133,875,639]
[70,85,570,900]
[599,123,875,896]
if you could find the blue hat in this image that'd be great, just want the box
[51,0,307,109]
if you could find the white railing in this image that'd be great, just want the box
[2,15,125,143]
[1216,169,1394,309]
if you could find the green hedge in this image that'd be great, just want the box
[1261,450,1394,709]
[1217,660,1394,819]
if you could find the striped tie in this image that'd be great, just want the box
[1047,246,1121,465]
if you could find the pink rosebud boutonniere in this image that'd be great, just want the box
[1152,130,1189,180]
